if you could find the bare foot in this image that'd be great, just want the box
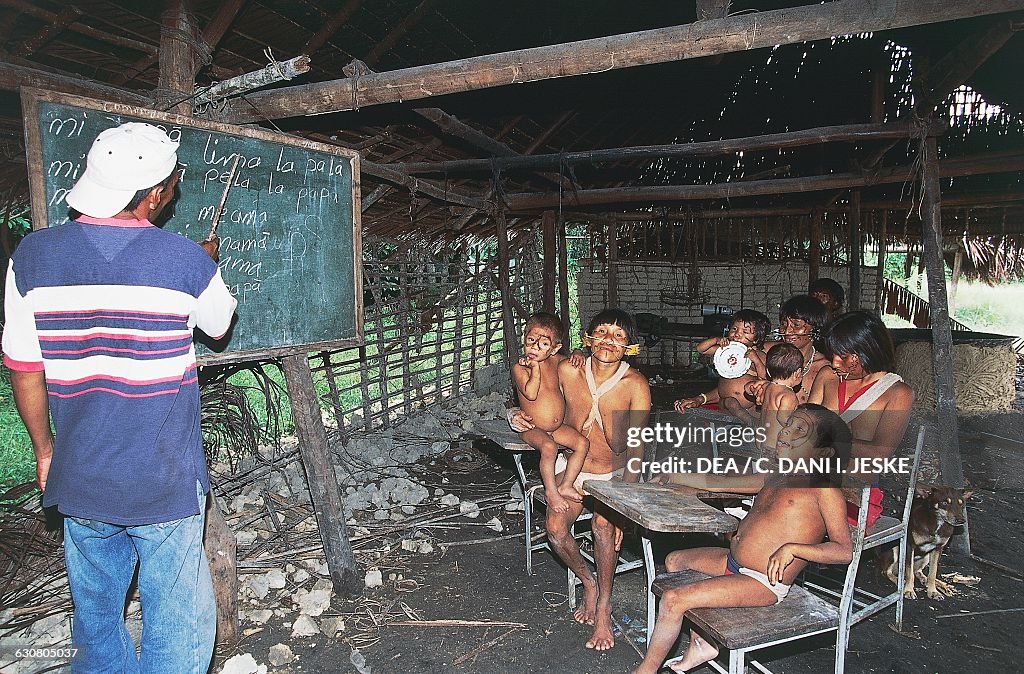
[573,578,598,625]
[665,633,719,672]
[585,611,614,651]
[546,487,570,513]
[558,483,583,503]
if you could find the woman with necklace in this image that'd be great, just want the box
[760,295,831,405]
[808,310,914,526]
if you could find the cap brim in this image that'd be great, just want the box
[65,173,136,218]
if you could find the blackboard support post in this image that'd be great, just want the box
[280,354,361,594]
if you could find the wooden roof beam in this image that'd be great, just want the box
[363,0,438,68]
[20,4,82,55]
[398,121,945,175]
[303,0,363,57]
[569,191,1024,220]
[0,59,153,105]
[0,0,157,54]
[915,14,1020,114]
[207,0,1024,123]
[504,151,1024,210]
[361,161,491,210]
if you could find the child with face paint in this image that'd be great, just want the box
[512,312,590,514]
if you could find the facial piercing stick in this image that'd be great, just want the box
[202,154,241,243]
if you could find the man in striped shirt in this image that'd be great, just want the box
[3,122,236,673]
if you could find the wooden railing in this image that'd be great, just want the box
[880,278,972,331]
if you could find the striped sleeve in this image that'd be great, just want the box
[193,268,237,340]
[2,259,44,371]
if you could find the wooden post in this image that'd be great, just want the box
[950,245,963,316]
[607,221,618,308]
[542,210,557,312]
[204,497,237,646]
[809,209,822,282]
[495,208,519,364]
[920,135,969,554]
[848,190,862,310]
[280,354,361,592]
[156,0,239,644]
[557,218,572,348]
[158,0,198,115]
[875,210,888,311]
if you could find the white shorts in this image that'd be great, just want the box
[554,454,624,492]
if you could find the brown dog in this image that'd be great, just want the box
[881,486,973,599]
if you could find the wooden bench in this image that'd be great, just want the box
[644,488,874,674]
[652,569,841,650]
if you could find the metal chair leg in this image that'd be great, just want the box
[895,538,908,630]
[567,520,578,608]
[642,535,656,645]
[729,649,744,674]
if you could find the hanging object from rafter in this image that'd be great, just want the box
[193,50,311,108]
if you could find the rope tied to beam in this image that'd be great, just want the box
[903,118,932,225]
[490,159,509,210]
[158,9,213,65]
[343,59,374,113]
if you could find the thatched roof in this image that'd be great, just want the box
[0,0,1022,253]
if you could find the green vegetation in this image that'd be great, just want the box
[0,367,36,488]
[874,251,1024,338]
[949,281,1024,337]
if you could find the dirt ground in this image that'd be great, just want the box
[218,372,1024,674]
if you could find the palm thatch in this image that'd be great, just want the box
[199,362,285,472]
[949,234,1024,285]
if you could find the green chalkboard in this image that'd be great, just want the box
[22,89,363,364]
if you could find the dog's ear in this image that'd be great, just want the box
[962,490,975,500]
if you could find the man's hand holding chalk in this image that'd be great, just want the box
[199,235,221,262]
[199,154,240,262]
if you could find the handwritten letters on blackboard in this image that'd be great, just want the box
[23,89,363,363]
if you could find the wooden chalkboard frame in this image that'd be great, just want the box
[21,87,363,364]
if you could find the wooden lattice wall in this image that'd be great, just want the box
[308,231,542,435]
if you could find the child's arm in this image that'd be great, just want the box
[697,335,730,356]
[512,360,542,401]
[748,348,768,379]
[674,387,720,411]
[566,348,586,369]
[774,388,799,426]
[766,488,853,584]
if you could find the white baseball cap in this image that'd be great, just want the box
[66,122,180,218]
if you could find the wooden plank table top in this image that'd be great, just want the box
[473,418,568,453]
[583,480,739,534]
[472,418,535,451]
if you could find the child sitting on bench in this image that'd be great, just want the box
[512,312,590,513]
[633,404,854,674]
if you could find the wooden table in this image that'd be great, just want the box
[583,480,740,645]
[472,418,558,572]
[471,418,540,491]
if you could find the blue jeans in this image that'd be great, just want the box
[64,481,216,674]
